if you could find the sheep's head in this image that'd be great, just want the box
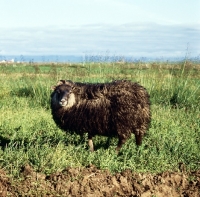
[51,80,76,109]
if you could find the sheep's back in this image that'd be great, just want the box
[107,81,150,134]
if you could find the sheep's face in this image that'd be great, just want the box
[52,84,75,109]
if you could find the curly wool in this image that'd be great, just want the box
[51,80,150,152]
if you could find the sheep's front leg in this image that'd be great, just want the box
[135,133,143,146]
[88,135,94,152]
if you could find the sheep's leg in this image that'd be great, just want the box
[105,137,112,149]
[88,135,94,152]
[116,137,127,154]
[135,133,143,146]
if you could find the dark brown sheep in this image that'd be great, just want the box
[51,80,150,152]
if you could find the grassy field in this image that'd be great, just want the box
[0,60,199,177]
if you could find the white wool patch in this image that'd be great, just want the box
[64,93,76,109]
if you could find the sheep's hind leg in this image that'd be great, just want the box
[116,137,128,154]
[88,135,94,152]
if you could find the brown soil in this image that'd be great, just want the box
[0,165,199,197]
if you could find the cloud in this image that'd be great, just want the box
[0,23,199,58]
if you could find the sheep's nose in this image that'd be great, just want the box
[59,98,67,106]
[60,99,65,103]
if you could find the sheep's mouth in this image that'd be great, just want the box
[59,99,68,107]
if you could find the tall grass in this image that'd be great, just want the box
[0,61,199,177]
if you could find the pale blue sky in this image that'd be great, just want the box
[0,0,200,58]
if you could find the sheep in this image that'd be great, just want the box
[51,79,150,153]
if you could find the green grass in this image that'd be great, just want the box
[0,61,199,177]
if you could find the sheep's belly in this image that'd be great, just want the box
[59,105,116,136]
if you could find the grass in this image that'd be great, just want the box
[0,60,199,177]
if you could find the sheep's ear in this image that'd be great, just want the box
[51,85,56,90]
[65,80,75,87]
[56,80,75,88]
[51,80,65,90]
[57,80,66,86]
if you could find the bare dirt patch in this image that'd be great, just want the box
[0,165,199,197]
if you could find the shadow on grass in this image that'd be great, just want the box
[93,137,116,151]
[63,133,117,151]
[14,87,34,97]
[0,136,11,150]
[1,130,123,152]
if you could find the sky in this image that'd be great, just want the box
[0,0,200,59]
